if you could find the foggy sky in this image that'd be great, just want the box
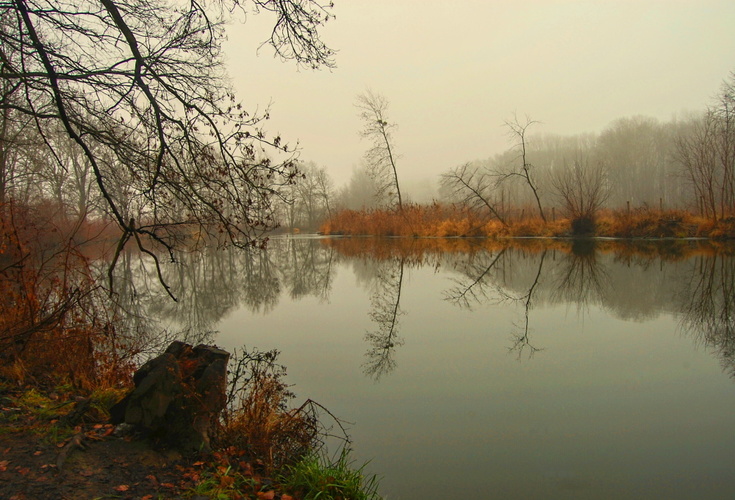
[223,1,735,192]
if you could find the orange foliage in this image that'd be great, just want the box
[0,201,134,390]
[321,203,575,238]
[594,208,702,238]
[320,203,490,237]
[321,203,735,241]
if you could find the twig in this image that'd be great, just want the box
[55,432,87,471]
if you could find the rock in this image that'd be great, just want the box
[112,422,136,437]
[110,341,230,453]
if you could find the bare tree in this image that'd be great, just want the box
[440,162,508,226]
[551,157,610,234]
[676,113,720,219]
[713,73,735,215]
[502,114,547,222]
[675,72,735,220]
[0,0,335,296]
[279,161,333,230]
[597,116,671,208]
[356,89,403,210]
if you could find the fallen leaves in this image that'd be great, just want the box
[78,467,97,477]
[85,423,115,440]
[219,474,235,489]
[0,413,303,500]
[239,461,253,476]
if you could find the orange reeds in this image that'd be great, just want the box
[321,203,735,240]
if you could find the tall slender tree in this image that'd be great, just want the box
[356,89,403,210]
[502,114,547,222]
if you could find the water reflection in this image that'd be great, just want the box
[109,236,336,334]
[443,248,508,309]
[111,236,735,380]
[551,239,610,311]
[678,252,735,377]
[363,256,405,380]
[508,249,547,359]
[442,247,547,358]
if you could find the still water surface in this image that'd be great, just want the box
[131,237,735,499]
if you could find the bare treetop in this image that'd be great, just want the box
[251,0,336,69]
[502,114,546,222]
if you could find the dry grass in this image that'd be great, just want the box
[217,348,331,472]
[218,378,319,471]
[321,203,735,240]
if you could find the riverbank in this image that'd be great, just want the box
[319,205,735,239]
[0,366,381,500]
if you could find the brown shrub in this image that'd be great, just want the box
[217,348,324,471]
[0,201,136,390]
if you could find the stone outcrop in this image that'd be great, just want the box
[111,341,229,453]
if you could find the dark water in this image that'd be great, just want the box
[118,237,735,499]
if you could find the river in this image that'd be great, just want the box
[116,236,735,499]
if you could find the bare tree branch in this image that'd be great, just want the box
[0,0,335,294]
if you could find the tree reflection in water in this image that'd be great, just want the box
[508,249,546,359]
[444,245,548,359]
[110,236,735,380]
[91,248,216,356]
[363,257,406,380]
[443,249,508,309]
[550,239,610,311]
[678,252,735,377]
[109,237,336,334]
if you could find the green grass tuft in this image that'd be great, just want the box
[279,449,382,500]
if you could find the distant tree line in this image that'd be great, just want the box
[308,71,730,234]
[437,72,735,229]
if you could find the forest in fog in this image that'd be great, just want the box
[3,68,735,235]
[273,72,735,233]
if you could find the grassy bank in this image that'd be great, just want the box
[320,204,735,239]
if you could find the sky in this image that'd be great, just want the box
[223,0,735,193]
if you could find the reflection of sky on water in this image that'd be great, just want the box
[208,239,735,500]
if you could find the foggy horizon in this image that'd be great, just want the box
[224,0,735,195]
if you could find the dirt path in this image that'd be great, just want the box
[1,428,196,500]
